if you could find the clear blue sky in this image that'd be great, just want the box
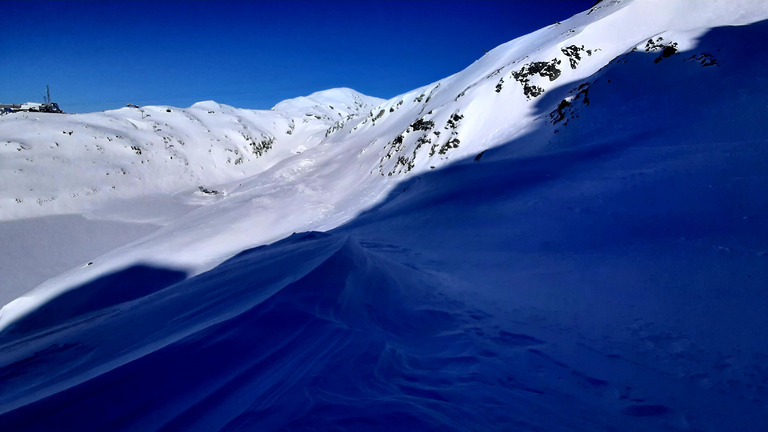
[1,1,593,113]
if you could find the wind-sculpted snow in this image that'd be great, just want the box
[0,233,558,431]
[0,232,711,431]
[2,1,768,430]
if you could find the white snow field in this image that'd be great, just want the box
[1,0,768,430]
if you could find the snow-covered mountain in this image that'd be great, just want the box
[0,88,382,222]
[2,0,768,430]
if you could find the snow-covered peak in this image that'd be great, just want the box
[272,87,383,114]
[188,100,225,111]
[0,89,381,223]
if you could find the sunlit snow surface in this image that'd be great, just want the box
[2,1,768,430]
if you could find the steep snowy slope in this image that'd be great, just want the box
[1,0,768,430]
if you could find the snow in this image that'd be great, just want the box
[0,215,158,306]
[1,0,768,430]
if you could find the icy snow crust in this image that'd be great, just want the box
[2,0,768,430]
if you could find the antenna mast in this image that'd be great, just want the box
[46,85,51,105]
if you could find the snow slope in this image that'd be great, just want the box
[0,87,382,222]
[0,88,382,303]
[2,0,768,430]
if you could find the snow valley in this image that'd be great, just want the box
[1,1,768,430]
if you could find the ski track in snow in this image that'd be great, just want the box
[1,0,768,430]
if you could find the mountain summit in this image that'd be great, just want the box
[1,1,768,430]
